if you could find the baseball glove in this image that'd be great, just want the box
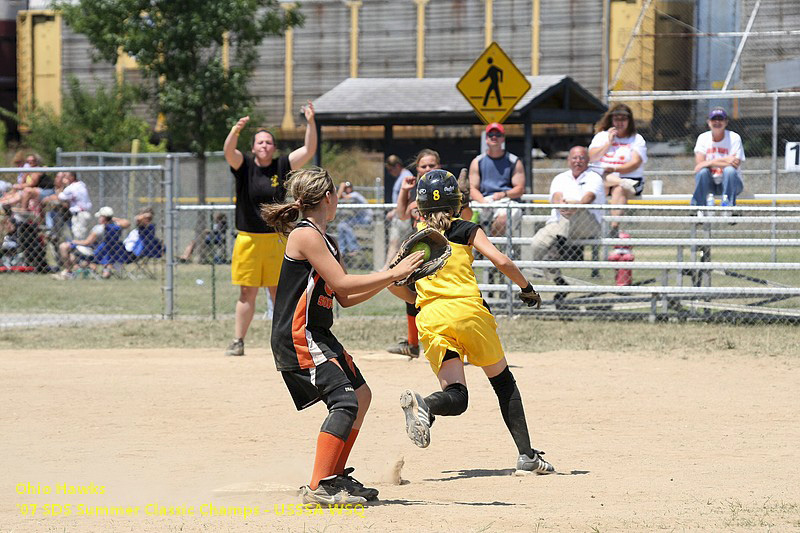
[389,227,452,286]
[518,282,542,309]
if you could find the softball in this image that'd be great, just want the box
[410,242,431,261]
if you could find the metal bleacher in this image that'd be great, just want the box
[473,194,800,323]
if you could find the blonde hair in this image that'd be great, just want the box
[423,209,458,233]
[260,167,336,236]
[413,148,440,175]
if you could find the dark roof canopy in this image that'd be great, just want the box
[313,75,607,126]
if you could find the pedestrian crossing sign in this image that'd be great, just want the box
[457,42,531,125]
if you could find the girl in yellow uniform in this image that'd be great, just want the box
[389,169,555,475]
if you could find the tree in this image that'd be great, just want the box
[0,76,162,162]
[55,0,303,203]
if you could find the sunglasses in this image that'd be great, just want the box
[487,132,504,138]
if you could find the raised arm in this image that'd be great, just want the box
[289,101,317,170]
[588,129,615,162]
[224,116,248,170]
[112,217,131,230]
[395,174,416,221]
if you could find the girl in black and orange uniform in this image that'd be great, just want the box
[261,167,423,505]
[388,169,556,476]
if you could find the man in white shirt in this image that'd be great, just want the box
[692,107,745,206]
[531,146,605,283]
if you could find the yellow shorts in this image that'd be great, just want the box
[415,297,505,374]
[231,231,286,287]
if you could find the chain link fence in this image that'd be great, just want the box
[168,195,800,324]
[608,0,800,144]
[3,158,800,325]
[1,164,166,327]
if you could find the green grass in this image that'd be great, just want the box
[2,315,799,356]
[2,271,165,315]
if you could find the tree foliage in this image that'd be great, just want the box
[55,0,303,158]
[0,77,161,163]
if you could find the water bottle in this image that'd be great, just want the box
[721,194,729,207]
[705,193,715,217]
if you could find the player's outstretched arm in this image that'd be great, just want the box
[294,227,423,296]
[471,227,528,289]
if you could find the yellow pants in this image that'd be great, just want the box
[415,297,505,374]
[231,231,286,287]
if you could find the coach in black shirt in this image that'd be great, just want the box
[221,102,317,356]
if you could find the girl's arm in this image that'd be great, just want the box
[395,175,416,221]
[387,283,417,304]
[471,227,528,288]
[291,227,423,296]
[113,217,131,229]
[334,258,390,307]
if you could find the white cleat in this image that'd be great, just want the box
[400,389,431,448]
[514,450,555,476]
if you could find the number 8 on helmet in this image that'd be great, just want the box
[416,169,462,215]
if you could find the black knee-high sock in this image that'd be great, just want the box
[424,383,468,417]
[489,367,533,457]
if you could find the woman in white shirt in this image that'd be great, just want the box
[588,104,648,235]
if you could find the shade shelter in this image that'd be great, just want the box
[312,75,607,195]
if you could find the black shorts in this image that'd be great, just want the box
[281,351,366,411]
[629,177,644,196]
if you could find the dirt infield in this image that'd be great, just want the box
[2,347,798,532]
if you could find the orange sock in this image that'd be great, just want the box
[407,314,418,346]
[334,428,360,475]
[310,431,346,489]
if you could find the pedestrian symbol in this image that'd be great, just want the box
[457,42,531,125]
[481,57,503,107]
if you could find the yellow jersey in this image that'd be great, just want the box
[414,219,482,308]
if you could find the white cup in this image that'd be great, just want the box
[651,179,663,196]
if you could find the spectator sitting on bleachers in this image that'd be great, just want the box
[177,212,228,264]
[55,206,130,279]
[588,104,647,236]
[469,122,525,237]
[336,180,371,258]
[531,146,605,293]
[124,207,164,259]
[43,171,92,245]
[1,154,50,211]
[0,216,20,266]
[691,106,745,207]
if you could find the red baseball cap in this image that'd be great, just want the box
[485,122,505,134]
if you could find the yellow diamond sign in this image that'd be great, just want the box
[457,42,531,125]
